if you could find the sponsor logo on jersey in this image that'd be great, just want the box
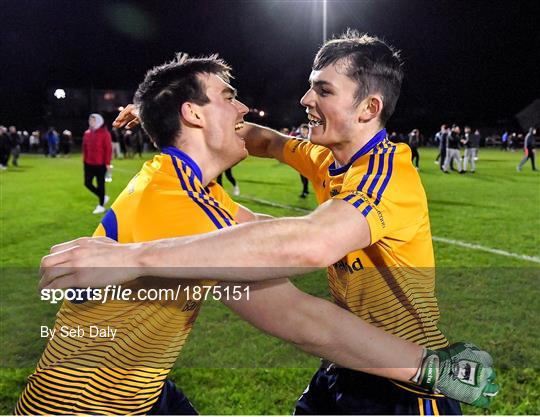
[333,257,364,273]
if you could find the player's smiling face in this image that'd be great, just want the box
[300,62,361,147]
[199,74,249,166]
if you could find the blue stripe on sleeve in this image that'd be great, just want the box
[374,145,396,205]
[361,205,372,216]
[357,153,376,191]
[366,147,389,198]
[352,197,365,208]
[100,209,118,241]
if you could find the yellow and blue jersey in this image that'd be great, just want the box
[16,147,238,415]
[283,129,447,350]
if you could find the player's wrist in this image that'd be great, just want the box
[410,348,439,392]
[129,242,151,278]
[411,349,444,393]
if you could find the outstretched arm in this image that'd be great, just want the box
[238,122,289,161]
[112,105,289,162]
[222,278,421,381]
[40,199,370,288]
[222,279,499,408]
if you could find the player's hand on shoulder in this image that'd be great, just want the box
[113,104,140,129]
[414,342,499,408]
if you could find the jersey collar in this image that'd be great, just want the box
[328,128,387,176]
[161,146,203,182]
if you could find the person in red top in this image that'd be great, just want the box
[83,113,112,214]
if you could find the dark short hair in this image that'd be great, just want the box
[313,30,403,125]
[134,53,232,149]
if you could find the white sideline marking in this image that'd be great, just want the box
[431,236,540,264]
[238,195,540,264]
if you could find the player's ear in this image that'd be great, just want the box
[358,94,383,123]
[180,102,204,128]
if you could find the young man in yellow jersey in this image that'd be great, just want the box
[40,33,498,414]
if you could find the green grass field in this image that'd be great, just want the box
[1,148,539,414]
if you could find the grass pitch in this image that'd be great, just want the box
[1,148,539,414]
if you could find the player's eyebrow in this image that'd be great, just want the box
[311,80,333,90]
[221,86,237,97]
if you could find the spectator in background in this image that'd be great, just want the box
[119,128,127,157]
[517,133,524,149]
[60,130,73,157]
[29,130,40,152]
[21,130,30,152]
[124,129,134,158]
[443,125,464,173]
[298,123,310,198]
[46,127,59,157]
[133,128,144,158]
[8,126,21,166]
[408,128,420,170]
[434,124,448,169]
[83,113,112,214]
[473,129,482,160]
[461,126,478,173]
[111,127,123,159]
[517,127,537,172]
[501,131,508,151]
[509,132,517,151]
[217,167,240,196]
[41,131,49,156]
[389,131,399,143]
[0,126,10,169]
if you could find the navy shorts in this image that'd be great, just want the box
[148,379,198,415]
[294,366,462,415]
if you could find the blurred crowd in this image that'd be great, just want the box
[0,123,153,170]
[279,123,537,174]
[1,121,536,187]
[273,123,537,197]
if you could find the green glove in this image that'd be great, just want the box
[412,342,499,408]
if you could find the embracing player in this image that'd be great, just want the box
[40,32,498,414]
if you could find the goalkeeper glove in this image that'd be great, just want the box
[412,342,499,408]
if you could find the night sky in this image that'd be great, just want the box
[2,0,539,133]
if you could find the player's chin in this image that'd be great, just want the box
[309,129,327,145]
[236,135,247,151]
[231,145,248,163]
[238,147,249,161]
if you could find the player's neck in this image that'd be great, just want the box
[172,138,224,187]
[329,124,384,167]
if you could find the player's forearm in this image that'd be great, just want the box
[224,280,420,383]
[290,294,421,382]
[240,122,286,159]
[137,216,334,281]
